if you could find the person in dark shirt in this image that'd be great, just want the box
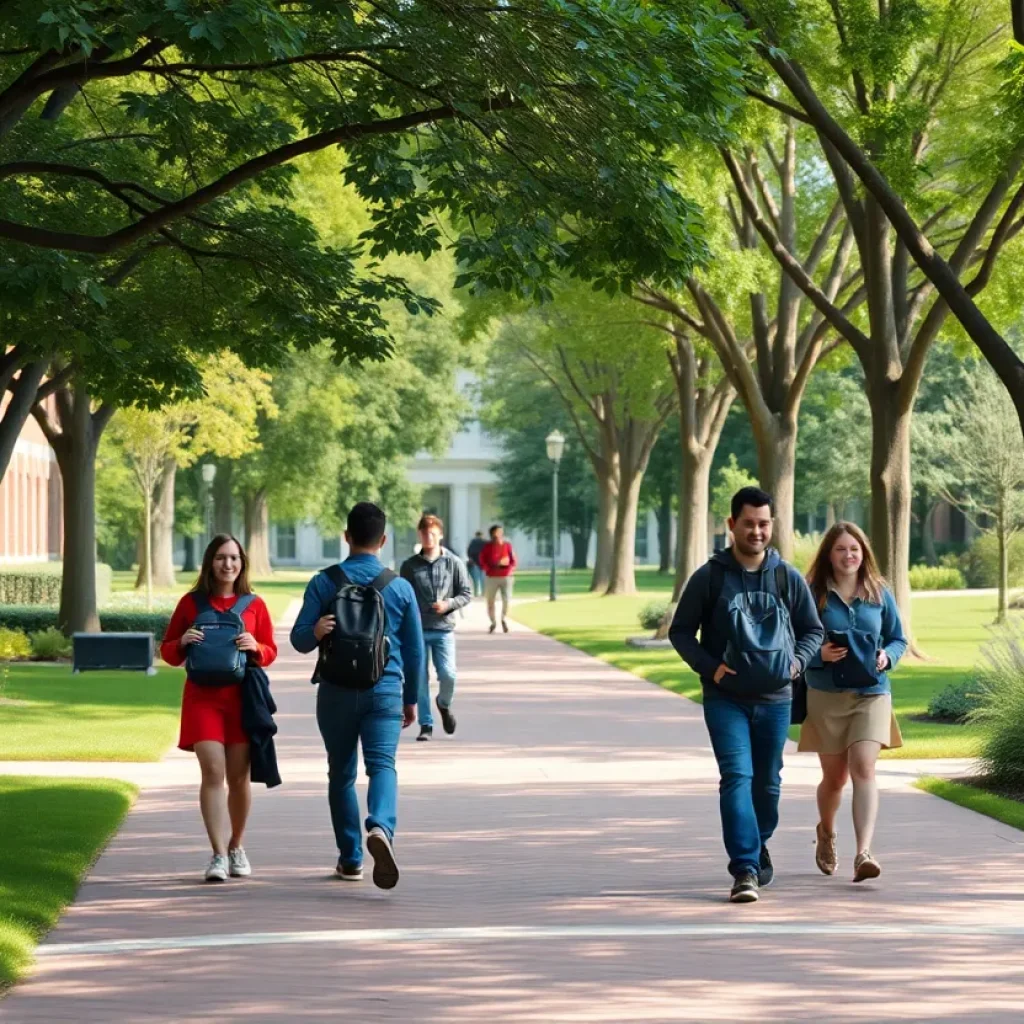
[466,531,486,597]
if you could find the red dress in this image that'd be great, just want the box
[161,592,278,751]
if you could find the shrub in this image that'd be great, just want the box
[970,625,1024,788]
[0,607,171,638]
[909,564,966,591]
[29,627,73,661]
[638,600,671,631]
[790,532,823,575]
[0,563,112,607]
[927,679,985,722]
[0,628,32,661]
[962,534,1024,588]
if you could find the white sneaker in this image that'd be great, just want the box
[228,847,251,877]
[205,854,229,882]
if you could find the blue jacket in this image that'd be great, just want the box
[806,585,906,695]
[290,554,425,706]
[668,547,824,703]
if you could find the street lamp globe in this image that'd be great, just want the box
[545,429,566,464]
[201,462,217,485]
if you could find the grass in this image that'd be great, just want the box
[0,664,183,761]
[513,586,1001,759]
[512,566,669,599]
[0,775,136,989]
[916,777,1024,832]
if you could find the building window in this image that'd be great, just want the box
[322,535,341,561]
[276,523,297,560]
[635,519,649,562]
[535,532,553,559]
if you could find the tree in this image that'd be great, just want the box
[924,361,1024,622]
[712,454,760,541]
[726,1,1024,643]
[497,287,676,594]
[641,429,681,575]
[480,367,596,570]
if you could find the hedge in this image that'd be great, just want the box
[0,606,171,637]
[0,563,112,607]
[908,564,966,591]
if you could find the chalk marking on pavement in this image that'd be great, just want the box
[37,922,1024,958]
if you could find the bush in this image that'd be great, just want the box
[0,607,171,638]
[927,679,985,722]
[970,625,1024,788]
[638,600,671,631]
[790,532,823,575]
[0,628,32,661]
[962,534,1024,589]
[0,563,112,607]
[909,564,966,591]
[29,627,73,661]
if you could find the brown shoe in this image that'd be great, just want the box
[853,851,881,883]
[815,823,838,876]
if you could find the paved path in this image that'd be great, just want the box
[4,604,1024,1023]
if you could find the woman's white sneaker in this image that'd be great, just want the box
[228,847,252,877]
[205,854,229,882]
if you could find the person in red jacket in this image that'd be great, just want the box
[478,523,517,634]
[161,534,277,883]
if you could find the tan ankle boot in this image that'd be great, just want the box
[815,822,838,876]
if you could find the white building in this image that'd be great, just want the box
[266,372,662,570]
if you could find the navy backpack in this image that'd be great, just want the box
[186,592,257,686]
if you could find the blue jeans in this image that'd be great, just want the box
[418,630,457,729]
[316,682,403,867]
[468,563,484,596]
[702,694,791,878]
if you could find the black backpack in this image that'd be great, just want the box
[186,592,257,686]
[315,565,396,689]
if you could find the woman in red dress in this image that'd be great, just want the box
[161,534,277,882]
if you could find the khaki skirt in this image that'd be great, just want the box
[797,688,903,754]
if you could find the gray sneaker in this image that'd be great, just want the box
[366,827,400,890]
[204,854,229,883]
[228,847,251,877]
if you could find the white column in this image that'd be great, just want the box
[451,483,471,558]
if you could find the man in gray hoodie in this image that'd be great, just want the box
[400,514,473,741]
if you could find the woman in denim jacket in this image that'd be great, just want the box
[801,522,907,883]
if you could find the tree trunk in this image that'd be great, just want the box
[143,488,153,611]
[922,498,939,567]
[606,471,644,595]
[0,362,46,485]
[825,503,837,528]
[213,461,234,535]
[51,398,105,634]
[657,484,673,574]
[752,414,798,560]
[244,490,272,577]
[570,529,590,570]
[866,381,915,644]
[591,473,618,592]
[135,458,177,590]
[181,534,197,574]
[997,503,1008,625]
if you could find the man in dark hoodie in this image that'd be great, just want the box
[401,514,472,741]
[669,486,823,904]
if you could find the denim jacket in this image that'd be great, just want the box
[805,585,907,696]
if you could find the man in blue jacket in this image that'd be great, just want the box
[669,487,823,904]
[291,502,424,890]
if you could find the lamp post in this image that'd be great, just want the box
[545,430,566,601]
[201,462,217,546]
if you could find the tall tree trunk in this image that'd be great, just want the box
[213,461,234,535]
[866,381,915,644]
[570,529,590,570]
[49,395,106,634]
[997,502,1008,625]
[607,471,644,595]
[135,458,177,590]
[591,473,618,592]
[825,503,837,529]
[244,489,272,577]
[181,534,197,574]
[657,483,673,574]
[752,415,798,560]
[0,361,46,485]
[922,497,939,567]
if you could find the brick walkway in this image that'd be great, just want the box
[4,602,1024,1023]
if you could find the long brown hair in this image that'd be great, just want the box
[191,534,253,597]
[805,521,886,610]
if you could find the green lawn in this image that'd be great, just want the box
[0,664,183,761]
[916,777,1024,832]
[0,775,136,989]
[513,566,669,599]
[512,590,1000,759]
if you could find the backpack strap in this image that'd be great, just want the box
[233,593,257,618]
[369,569,397,593]
[323,564,349,591]
[774,563,791,610]
[191,591,211,615]
[702,560,725,640]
